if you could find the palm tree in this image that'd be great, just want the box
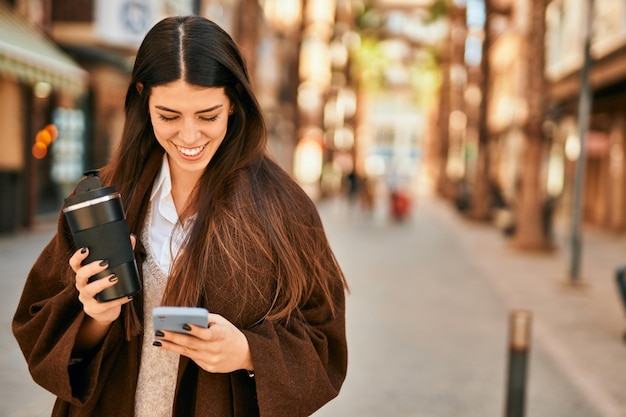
[436,1,466,199]
[512,0,553,250]
[469,0,493,221]
[234,0,262,82]
[436,47,453,198]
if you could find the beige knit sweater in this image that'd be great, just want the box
[134,210,179,417]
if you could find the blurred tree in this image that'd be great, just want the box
[436,44,453,197]
[512,0,553,250]
[469,0,492,221]
[234,0,262,84]
[434,0,466,199]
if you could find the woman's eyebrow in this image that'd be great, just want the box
[154,104,224,114]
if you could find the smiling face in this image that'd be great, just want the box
[149,79,232,185]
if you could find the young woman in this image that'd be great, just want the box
[13,16,348,417]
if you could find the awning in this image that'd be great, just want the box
[0,2,88,96]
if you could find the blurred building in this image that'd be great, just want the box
[0,0,87,233]
[546,0,626,231]
[486,0,626,233]
[0,0,310,233]
[433,0,626,238]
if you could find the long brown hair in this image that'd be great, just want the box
[103,16,347,333]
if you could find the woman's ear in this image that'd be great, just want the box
[136,82,144,95]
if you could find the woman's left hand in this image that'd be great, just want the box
[154,313,253,374]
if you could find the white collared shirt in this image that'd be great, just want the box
[149,155,188,275]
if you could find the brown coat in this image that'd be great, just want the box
[12,149,348,417]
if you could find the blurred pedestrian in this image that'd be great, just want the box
[346,169,359,203]
[12,16,348,417]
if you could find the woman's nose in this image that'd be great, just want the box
[179,121,201,143]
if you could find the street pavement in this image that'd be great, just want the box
[2,190,626,417]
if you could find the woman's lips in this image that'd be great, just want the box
[176,144,206,159]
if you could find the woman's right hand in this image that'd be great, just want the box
[69,235,136,326]
[69,236,137,354]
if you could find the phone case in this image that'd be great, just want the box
[152,306,209,333]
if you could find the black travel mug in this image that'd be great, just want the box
[63,171,141,302]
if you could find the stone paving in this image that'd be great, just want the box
[2,191,626,417]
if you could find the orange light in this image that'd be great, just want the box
[36,129,52,146]
[32,142,47,159]
[44,124,58,142]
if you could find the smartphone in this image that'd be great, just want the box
[152,306,209,334]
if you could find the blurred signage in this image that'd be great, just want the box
[95,0,158,48]
[95,0,198,48]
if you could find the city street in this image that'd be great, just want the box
[2,191,626,416]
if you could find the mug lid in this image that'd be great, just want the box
[63,187,119,211]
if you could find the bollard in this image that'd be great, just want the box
[504,310,532,417]
[615,267,626,341]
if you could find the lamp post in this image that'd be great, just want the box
[569,0,593,283]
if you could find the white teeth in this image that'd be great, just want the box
[176,144,205,157]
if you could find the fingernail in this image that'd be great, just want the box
[80,247,87,254]
[127,295,134,300]
[99,259,109,267]
[108,275,118,283]
[183,324,192,331]
[152,341,162,347]
[155,330,164,337]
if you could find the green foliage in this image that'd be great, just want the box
[427,0,452,22]
[349,39,442,110]
[354,0,383,31]
[409,51,442,109]
[349,36,388,91]
[348,0,447,109]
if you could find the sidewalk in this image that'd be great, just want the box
[450,200,626,417]
[313,191,626,417]
[0,221,57,417]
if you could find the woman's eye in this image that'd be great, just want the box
[156,114,219,122]
[158,115,177,122]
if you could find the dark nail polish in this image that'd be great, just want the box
[152,341,162,347]
[99,259,109,267]
[108,275,118,283]
[127,295,134,300]
[155,330,164,337]
[183,324,192,331]
[80,247,87,254]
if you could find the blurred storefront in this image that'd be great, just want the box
[1,0,253,233]
[0,0,87,233]
[546,0,626,231]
